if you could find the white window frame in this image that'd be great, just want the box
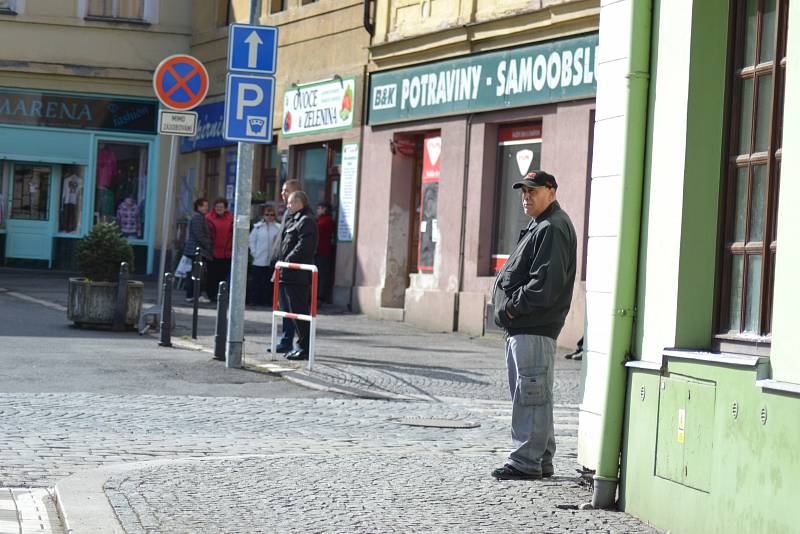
[0,0,24,14]
[78,0,158,23]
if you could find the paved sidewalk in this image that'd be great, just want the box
[0,267,584,404]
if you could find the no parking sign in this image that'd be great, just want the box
[153,54,209,111]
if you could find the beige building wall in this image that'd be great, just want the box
[0,0,192,96]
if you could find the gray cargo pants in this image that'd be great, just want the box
[505,333,556,476]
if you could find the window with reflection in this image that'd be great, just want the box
[87,0,144,20]
[11,165,50,221]
[719,0,787,338]
[95,141,148,240]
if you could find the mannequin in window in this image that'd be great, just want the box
[97,144,117,218]
[61,173,82,232]
[117,196,141,239]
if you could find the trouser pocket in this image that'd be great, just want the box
[517,367,548,406]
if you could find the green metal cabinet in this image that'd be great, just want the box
[655,375,716,492]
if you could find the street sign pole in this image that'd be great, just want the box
[141,55,207,334]
[156,134,178,307]
[225,140,253,368]
[225,2,266,368]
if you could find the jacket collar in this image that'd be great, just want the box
[289,206,312,221]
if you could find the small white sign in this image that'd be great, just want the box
[159,110,198,136]
[337,142,359,242]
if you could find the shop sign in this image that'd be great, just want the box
[337,142,359,242]
[180,101,235,153]
[368,33,598,125]
[282,77,356,137]
[0,89,157,134]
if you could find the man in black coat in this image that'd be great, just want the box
[490,170,577,481]
[269,179,301,352]
[278,190,318,361]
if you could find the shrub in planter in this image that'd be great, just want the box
[75,222,135,281]
[68,222,143,327]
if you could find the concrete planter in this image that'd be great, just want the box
[67,277,143,328]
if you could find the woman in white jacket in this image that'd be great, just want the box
[248,205,281,306]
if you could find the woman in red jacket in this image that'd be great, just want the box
[205,197,234,303]
[315,201,335,304]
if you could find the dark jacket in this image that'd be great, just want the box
[183,211,212,259]
[278,205,318,285]
[206,210,234,259]
[491,201,577,340]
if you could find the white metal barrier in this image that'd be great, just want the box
[270,261,319,370]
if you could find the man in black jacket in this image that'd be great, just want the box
[269,179,301,353]
[490,170,577,481]
[278,190,318,361]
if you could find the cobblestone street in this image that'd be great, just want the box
[0,272,660,533]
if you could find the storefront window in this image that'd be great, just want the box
[95,141,147,240]
[492,124,542,274]
[59,165,85,234]
[11,164,50,221]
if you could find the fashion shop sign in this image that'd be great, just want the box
[0,89,157,133]
[368,33,598,125]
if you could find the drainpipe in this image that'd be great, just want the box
[591,0,652,508]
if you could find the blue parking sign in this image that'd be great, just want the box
[228,24,278,75]
[223,74,275,143]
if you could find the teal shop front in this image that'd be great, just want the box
[0,89,160,274]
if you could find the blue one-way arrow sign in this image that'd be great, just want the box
[228,24,278,75]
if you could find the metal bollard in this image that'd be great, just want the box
[159,273,173,347]
[112,262,129,331]
[214,281,228,360]
[191,246,201,339]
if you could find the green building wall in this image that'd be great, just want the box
[615,0,800,532]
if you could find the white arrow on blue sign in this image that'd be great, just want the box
[223,73,275,143]
[228,24,278,75]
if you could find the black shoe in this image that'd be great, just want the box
[267,343,292,353]
[491,464,543,480]
[286,350,309,361]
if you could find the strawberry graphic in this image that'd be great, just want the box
[340,85,353,120]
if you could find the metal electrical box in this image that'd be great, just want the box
[655,376,716,492]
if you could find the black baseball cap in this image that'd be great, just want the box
[512,170,558,190]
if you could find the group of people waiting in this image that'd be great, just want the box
[180,179,334,361]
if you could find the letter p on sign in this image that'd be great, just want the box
[236,83,264,119]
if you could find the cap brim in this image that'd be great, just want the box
[512,180,544,189]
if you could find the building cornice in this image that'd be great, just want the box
[369,1,599,71]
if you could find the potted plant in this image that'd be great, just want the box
[67,222,144,328]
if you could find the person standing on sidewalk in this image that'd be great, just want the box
[268,179,301,353]
[248,205,281,306]
[315,201,335,304]
[205,197,234,303]
[277,191,318,361]
[490,170,577,481]
[182,197,212,304]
